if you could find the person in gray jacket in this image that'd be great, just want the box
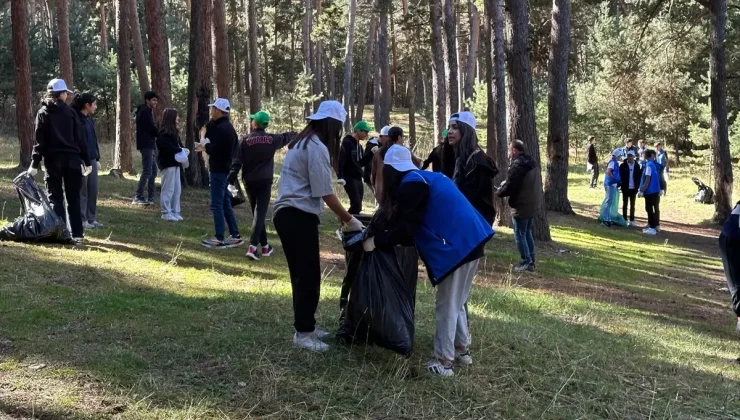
[496,139,541,272]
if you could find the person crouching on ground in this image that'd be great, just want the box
[362,144,493,377]
[600,149,622,228]
[719,201,740,332]
[273,100,364,353]
[73,93,103,229]
[156,109,184,222]
[496,140,541,272]
[619,150,642,227]
[29,79,91,243]
[338,121,371,215]
[228,110,295,261]
[197,98,244,249]
[638,150,661,236]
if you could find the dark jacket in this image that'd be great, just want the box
[360,137,379,184]
[422,143,444,172]
[338,135,364,181]
[135,104,158,150]
[228,128,294,184]
[455,148,498,225]
[31,99,90,169]
[204,116,238,174]
[156,131,183,169]
[76,110,100,162]
[587,143,598,165]
[496,153,541,219]
[439,142,456,178]
[619,160,642,192]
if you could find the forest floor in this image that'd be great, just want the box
[1,135,739,419]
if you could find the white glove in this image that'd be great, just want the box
[199,137,210,145]
[337,179,346,186]
[81,164,92,176]
[227,184,238,196]
[371,146,379,154]
[96,161,102,171]
[363,237,376,252]
[660,190,665,196]
[345,216,364,232]
[181,147,191,156]
[27,165,38,177]
[638,191,644,198]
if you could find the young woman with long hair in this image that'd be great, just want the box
[273,100,363,352]
[72,93,103,229]
[156,108,185,221]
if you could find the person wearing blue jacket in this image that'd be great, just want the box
[655,142,669,193]
[362,144,494,377]
[601,150,622,228]
[638,150,662,235]
[719,202,740,330]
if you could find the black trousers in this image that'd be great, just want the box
[622,189,637,221]
[343,177,364,215]
[719,234,740,317]
[45,159,83,238]
[644,192,661,228]
[245,180,272,247]
[590,163,600,187]
[274,207,321,333]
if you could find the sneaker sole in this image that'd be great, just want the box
[262,251,274,257]
[201,242,239,249]
[246,253,260,261]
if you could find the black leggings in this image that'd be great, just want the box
[720,234,740,317]
[343,178,364,215]
[245,180,272,246]
[45,159,83,237]
[644,193,661,228]
[274,207,321,333]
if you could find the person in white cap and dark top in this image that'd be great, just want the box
[133,91,159,205]
[369,125,391,200]
[446,112,498,225]
[360,127,383,197]
[422,129,451,175]
[73,92,103,229]
[363,144,494,376]
[273,100,364,352]
[197,98,244,249]
[619,150,642,227]
[29,78,91,242]
[338,120,372,214]
[228,110,295,260]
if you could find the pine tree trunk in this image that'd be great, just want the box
[504,0,551,241]
[443,0,459,114]
[430,0,446,140]
[355,0,378,123]
[114,0,133,173]
[57,0,73,94]
[390,2,398,105]
[342,0,356,131]
[248,0,260,112]
[144,0,173,117]
[408,73,417,152]
[302,0,312,117]
[230,0,242,104]
[185,0,211,187]
[544,0,573,214]
[376,0,391,127]
[212,0,229,98]
[99,2,108,55]
[313,0,322,106]
[464,0,480,105]
[126,0,151,100]
[11,0,34,168]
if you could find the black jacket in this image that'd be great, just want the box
[75,109,100,162]
[455,148,498,225]
[156,131,183,169]
[135,104,158,150]
[31,99,90,169]
[338,135,364,180]
[360,137,379,184]
[496,153,541,219]
[228,128,294,184]
[204,116,238,174]
[422,143,445,173]
[619,161,642,192]
[587,143,598,165]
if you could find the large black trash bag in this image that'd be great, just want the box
[0,172,71,243]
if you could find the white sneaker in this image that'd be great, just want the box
[173,214,183,221]
[424,359,454,377]
[312,327,331,340]
[82,221,95,229]
[455,349,473,366]
[628,221,636,227]
[293,332,329,353]
[161,214,178,222]
[643,228,657,236]
[90,221,104,228]
[655,225,661,232]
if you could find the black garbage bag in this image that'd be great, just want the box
[0,172,71,243]
[339,214,374,320]
[229,180,246,207]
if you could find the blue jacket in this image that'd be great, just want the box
[604,156,621,186]
[656,150,667,171]
[400,170,494,285]
[721,204,740,241]
[640,160,662,195]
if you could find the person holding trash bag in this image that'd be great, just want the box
[29,78,91,243]
[156,109,185,222]
[719,201,740,332]
[362,144,494,377]
[338,121,372,214]
[228,110,295,261]
[73,93,103,230]
[600,149,622,228]
[273,100,364,353]
[638,150,662,236]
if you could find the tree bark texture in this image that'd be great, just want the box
[212,0,230,98]
[126,0,151,100]
[99,2,108,55]
[504,0,551,241]
[114,0,133,173]
[355,0,378,123]
[429,0,446,140]
[376,0,391,128]
[144,0,173,117]
[408,74,417,152]
[11,0,34,168]
[464,0,480,105]
[342,0,357,131]
[303,0,313,117]
[185,0,211,187]
[230,0,242,104]
[544,0,573,214]
[443,0,459,114]
[57,0,73,93]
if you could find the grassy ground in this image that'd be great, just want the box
[0,133,739,419]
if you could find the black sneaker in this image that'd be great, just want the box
[600,221,611,228]
[148,198,155,205]
[132,197,148,206]
[201,237,228,249]
[246,245,260,261]
[261,244,274,257]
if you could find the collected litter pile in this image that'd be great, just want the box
[692,176,714,204]
[0,172,71,243]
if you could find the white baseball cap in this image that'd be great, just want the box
[47,78,73,93]
[208,98,231,113]
[449,111,476,129]
[307,100,347,122]
[384,144,418,172]
[380,125,391,136]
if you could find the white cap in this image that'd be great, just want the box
[208,98,231,113]
[380,125,391,136]
[612,149,625,159]
[47,78,73,93]
[449,111,476,129]
[307,100,347,122]
[383,145,418,172]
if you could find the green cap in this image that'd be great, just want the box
[441,129,448,138]
[353,120,372,133]
[250,111,270,127]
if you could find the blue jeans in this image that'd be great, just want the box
[210,172,240,241]
[603,185,616,222]
[135,148,158,200]
[512,217,535,265]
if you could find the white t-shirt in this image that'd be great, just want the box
[644,164,653,177]
[273,135,335,216]
[628,162,635,189]
[607,160,617,175]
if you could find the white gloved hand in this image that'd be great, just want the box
[27,165,38,177]
[82,165,92,176]
[227,184,238,196]
[345,216,364,232]
[371,146,379,154]
[363,237,376,252]
[638,191,644,198]
[660,190,665,196]
[181,147,191,156]
[337,179,346,186]
[199,137,211,145]
[96,161,102,171]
